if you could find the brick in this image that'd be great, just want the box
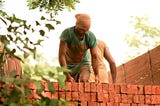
[120,103,130,106]
[97,92,104,102]
[102,83,108,93]
[145,95,151,104]
[139,95,144,104]
[88,102,98,106]
[84,92,91,101]
[97,83,103,93]
[128,94,133,103]
[151,95,160,104]
[65,82,72,91]
[90,82,97,92]
[120,84,127,94]
[107,102,114,106]
[152,86,160,94]
[127,84,138,94]
[72,92,79,101]
[114,94,121,103]
[71,82,78,92]
[108,83,115,94]
[84,82,90,92]
[137,85,144,94]
[114,84,121,93]
[99,102,107,106]
[121,94,128,103]
[108,93,114,102]
[66,92,72,101]
[103,93,109,102]
[79,92,85,101]
[78,82,84,93]
[131,103,138,106]
[90,92,97,102]
[144,85,152,94]
[59,91,66,99]
[51,92,58,99]
[133,95,140,103]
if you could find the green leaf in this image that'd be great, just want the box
[39,30,45,36]
[45,24,54,31]
[47,81,55,93]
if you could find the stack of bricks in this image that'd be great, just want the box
[30,82,160,106]
[2,82,160,105]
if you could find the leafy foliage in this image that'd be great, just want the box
[27,0,80,14]
[124,16,160,60]
[0,0,80,105]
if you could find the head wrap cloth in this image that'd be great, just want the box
[75,13,91,30]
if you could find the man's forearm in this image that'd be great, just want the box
[110,64,117,83]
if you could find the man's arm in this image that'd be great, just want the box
[90,45,100,83]
[58,40,74,82]
[104,47,117,83]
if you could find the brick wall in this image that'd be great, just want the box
[108,45,160,85]
[28,81,160,106]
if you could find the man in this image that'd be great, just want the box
[89,39,117,83]
[58,13,100,82]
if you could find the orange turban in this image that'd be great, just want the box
[75,13,91,30]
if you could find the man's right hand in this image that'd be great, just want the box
[66,75,75,82]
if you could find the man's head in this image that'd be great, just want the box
[75,13,91,40]
[75,13,91,31]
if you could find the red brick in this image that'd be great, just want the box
[102,83,108,93]
[78,82,84,92]
[59,91,66,99]
[108,93,114,102]
[114,84,121,93]
[79,92,85,101]
[151,95,160,104]
[114,94,121,103]
[131,103,138,106]
[71,82,78,92]
[108,84,115,94]
[97,83,102,93]
[84,92,91,101]
[145,95,151,104]
[133,95,140,103]
[84,82,90,92]
[97,92,104,102]
[72,92,79,101]
[66,92,72,101]
[106,102,114,106]
[120,84,127,94]
[51,92,58,99]
[128,94,133,103]
[121,94,128,103]
[144,85,152,94]
[127,84,138,94]
[65,82,72,91]
[90,82,97,92]
[120,103,130,106]
[103,93,109,102]
[88,102,99,106]
[90,92,97,101]
[152,86,160,94]
[139,95,144,104]
[137,85,144,94]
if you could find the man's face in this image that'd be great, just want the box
[75,27,89,40]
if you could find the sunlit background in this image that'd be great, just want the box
[2,0,160,66]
